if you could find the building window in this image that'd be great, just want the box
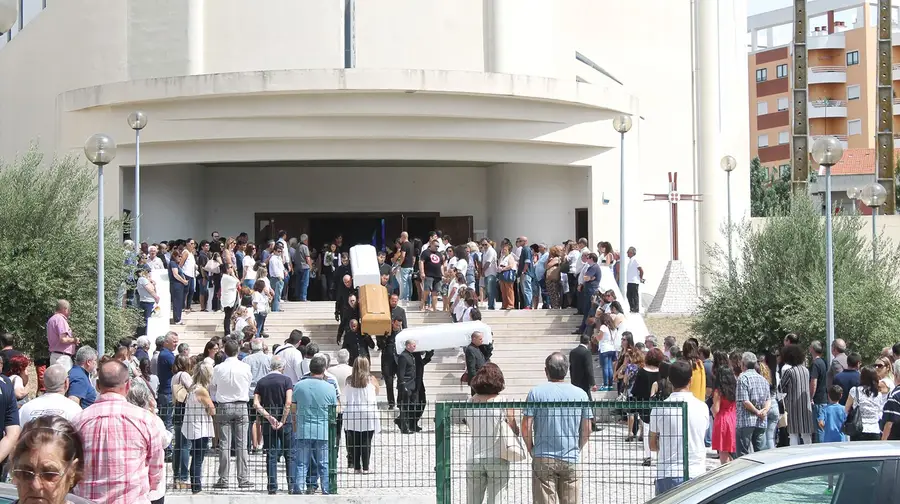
[758,134,769,147]
[756,68,768,82]
[776,64,788,79]
[778,97,789,111]
[757,101,768,116]
[846,51,859,66]
[779,164,791,177]
[848,119,862,136]
[778,131,790,144]
[848,84,860,100]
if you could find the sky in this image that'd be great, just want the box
[748,0,795,16]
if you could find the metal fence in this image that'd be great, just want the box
[167,399,688,501]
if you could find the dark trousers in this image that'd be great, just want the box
[171,282,185,323]
[139,301,154,335]
[223,306,234,337]
[189,437,209,493]
[347,430,375,471]
[627,283,640,313]
[414,388,427,424]
[382,358,397,407]
[184,277,195,310]
[211,274,222,311]
[577,287,597,332]
[398,386,417,431]
[262,422,293,493]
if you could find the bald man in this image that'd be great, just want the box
[398,231,415,307]
[19,364,81,425]
[335,274,357,322]
[47,299,78,372]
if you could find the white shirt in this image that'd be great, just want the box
[182,252,196,277]
[274,344,304,384]
[234,317,249,334]
[210,356,252,403]
[329,364,353,390]
[243,256,257,280]
[252,291,270,314]
[269,255,286,279]
[650,391,709,479]
[455,258,468,276]
[597,325,615,354]
[148,257,164,270]
[277,239,291,267]
[626,257,642,284]
[18,392,82,426]
[850,386,888,434]
[221,274,240,308]
[566,250,580,274]
[481,246,498,277]
[574,247,590,273]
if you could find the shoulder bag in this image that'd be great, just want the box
[842,387,864,437]
[173,373,189,404]
[496,417,527,463]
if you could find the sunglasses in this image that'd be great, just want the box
[876,364,886,368]
[14,464,71,483]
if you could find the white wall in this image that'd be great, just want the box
[127,165,206,242]
[487,163,590,245]
[488,0,575,79]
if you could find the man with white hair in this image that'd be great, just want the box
[67,346,98,408]
[147,245,164,270]
[135,336,152,362]
[254,355,295,494]
[881,360,900,440]
[736,352,770,456]
[396,339,418,434]
[19,364,81,425]
[295,234,312,302]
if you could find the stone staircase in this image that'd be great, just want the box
[179,301,585,403]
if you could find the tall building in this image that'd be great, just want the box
[747,0,900,174]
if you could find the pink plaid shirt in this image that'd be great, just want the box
[73,393,165,504]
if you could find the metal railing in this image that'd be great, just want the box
[165,399,689,499]
[809,66,848,73]
[809,99,847,107]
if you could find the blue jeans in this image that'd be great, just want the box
[296,269,310,301]
[655,477,685,495]
[255,312,267,337]
[157,392,174,431]
[270,277,284,312]
[578,287,597,331]
[537,278,549,307]
[484,275,498,310]
[139,301,154,336]
[184,277,195,310]
[399,267,413,301]
[813,403,825,442]
[599,351,616,387]
[282,272,291,300]
[291,439,329,494]
[170,282,185,323]
[189,437,209,493]
[520,275,533,307]
[173,432,190,482]
[765,401,780,450]
[263,422,294,493]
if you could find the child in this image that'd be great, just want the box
[818,385,848,443]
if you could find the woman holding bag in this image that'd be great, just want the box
[544,246,564,309]
[497,243,517,310]
[465,363,520,504]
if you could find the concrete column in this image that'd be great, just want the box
[488,0,572,79]
[696,0,750,287]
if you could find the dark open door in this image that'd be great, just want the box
[383,214,404,251]
[575,208,588,241]
[436,216,474,244]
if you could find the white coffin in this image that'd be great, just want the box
[350,245,381,287]
[147,269,171,338]
[395,321,494,354]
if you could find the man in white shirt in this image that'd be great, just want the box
[274,331,305,384]
[268,242,287,313]
[210,339,254,489]
[480,239,498,310]
[650,360,709,496]
[147,246,164,270]
[328,349,353,389]
[276,231,292,303]
[625,247,644,314]
[19,365,81,426]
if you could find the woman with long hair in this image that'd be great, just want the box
[594,313,617,390]
[781,344,815,446]
[201,340,219,368]
[632,348,663,466]
[7,354,29,403]
[241,244,258,289]
[182,363,215,494]
[171,355,195,489]
[680,340,706,403]
[497,243,517,310]
[845,365,887,441]
[712,362,737,464]
[756,356,780,450]
[138,357,159,399]
[875,356,895,394]
[617,345,645,443]
[220,265,241,337]
[543,245,564,309]
[343,357,380,473]
[252,278,272,337]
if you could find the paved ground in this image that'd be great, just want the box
[167,412,721,503]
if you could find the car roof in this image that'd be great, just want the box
[0,483,95,504]
[744,441,900,468]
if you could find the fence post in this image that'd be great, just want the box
[681,402,689,483]
[434,402,452,504]
[329,404,338,494]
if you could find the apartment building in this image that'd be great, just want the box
[748,0,898,174]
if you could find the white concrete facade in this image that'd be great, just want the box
[0,0,749,299]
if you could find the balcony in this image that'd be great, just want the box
[894,98,900,115]
[812,135,849,150]
[895,134,900,149]
[894,64,900,81]
[808,66,847,84]
[808,33,846,50]
[808,99,847,119]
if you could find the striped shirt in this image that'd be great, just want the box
[883,385,900,440]
[73,393,165,504]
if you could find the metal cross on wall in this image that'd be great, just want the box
[644,172,702,261]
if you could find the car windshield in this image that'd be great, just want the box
[645,458,762,504]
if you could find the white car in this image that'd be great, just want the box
[646,442,900,504]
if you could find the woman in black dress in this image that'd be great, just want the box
[631,347,663,467]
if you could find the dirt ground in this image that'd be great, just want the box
[644,315,698,346]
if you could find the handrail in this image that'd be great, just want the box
[809,66,848,72]
[812,134,848,141]
[809,99,847,107]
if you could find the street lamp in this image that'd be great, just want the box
[613,114,632,308]
[127,111,148,252]
[84,134,117,354]
[846,187,860,215]
[720,155,737,275]
[811,136,844,364]
[860,182,887,262]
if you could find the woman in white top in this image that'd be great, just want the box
[220,265,241,338]
[183,363,216,493]
[497,243,517,310]
[180,242,197,313]
[845,365,887,441]
[241,244,258,289]
[252,278,273,337]
[231,306,256,336]
[126,377,172,502]
[593,312,617,390]
[343,357,381,473]
[465,362,518,504]
[876,356,895,393]
[171,355,195,488]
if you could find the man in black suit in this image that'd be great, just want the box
[336,290,360,343]
[395,338,418,434]
[389,293,407,329]
[464,331,487,383]
[570,333,599,431]
[412,349,434,431]
[376,316,403,409]
[341,319,374,364]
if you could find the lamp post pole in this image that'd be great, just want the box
[84,134,117,353]
[720,156,737,277]
[811,137,844,362]
[127,112,147,251]
[613,115,633,306]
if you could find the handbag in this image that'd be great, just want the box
[777,411,788,428]
[172,374,189,403]
[496,418,526,462]
[500,270,515,283]
[842,388,865,437]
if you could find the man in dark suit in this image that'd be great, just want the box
[570,333,599,431]
[395,339,418,434]
[341,319,374,364]
[334,274,356,322]
[376,316,403,409]
[412,349,435,431]
[464,331,487,383]
[335,290,360,343]
[389,293,407,329]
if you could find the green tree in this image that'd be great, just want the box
[693,195,900,360]
[750,158,791,217]
[0,148,139,356]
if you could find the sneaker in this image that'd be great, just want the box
[642,457,652,467]
[238,481,254,489]
[212,481,228,489]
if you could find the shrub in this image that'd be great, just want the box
[0,148,139,356]
[693,195,900,361]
